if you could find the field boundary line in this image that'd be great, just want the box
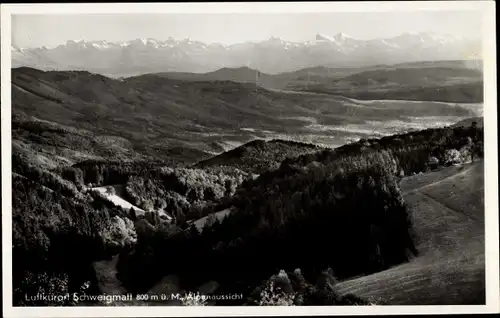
[402,163,479,195]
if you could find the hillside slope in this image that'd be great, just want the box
[13,67,479,167]
[335,162,485,305]
[154,61,483,102]
[195,139,323,174]
[332,67,482,88]
[291,66,483,103]
[155,67,285,89]
[451,116,483,128]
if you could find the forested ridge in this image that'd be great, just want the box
[195,139,323,174]
[12,118,483,306]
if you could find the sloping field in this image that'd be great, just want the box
[418,163,484,223]
[91,185,145,215]
[400,163,476,194]
[336,162,485,305]
[190,208,233,232]
[335,250,484,305]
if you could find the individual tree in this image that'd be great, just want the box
[204,213,218,229]
[106,186,115,195]
[444,149,461,166]
[428,156,439,170]
[129,207,137,221]
[101,216,138,251]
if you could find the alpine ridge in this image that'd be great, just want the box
[12,32,481,76]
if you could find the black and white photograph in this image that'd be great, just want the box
[1,2,498,316]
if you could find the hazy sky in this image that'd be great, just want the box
[12,11,482,48]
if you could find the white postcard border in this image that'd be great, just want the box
[1,2,498,317]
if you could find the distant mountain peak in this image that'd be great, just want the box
[334,32,356,42]
[316,33,334,42]
[129,38,147,46]
[67,39,88,44]
[316,32,356,44]
[268,36,284,41]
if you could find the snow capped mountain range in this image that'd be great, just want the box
[12,32,481,76]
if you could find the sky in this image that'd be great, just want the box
[12,11,482,48]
